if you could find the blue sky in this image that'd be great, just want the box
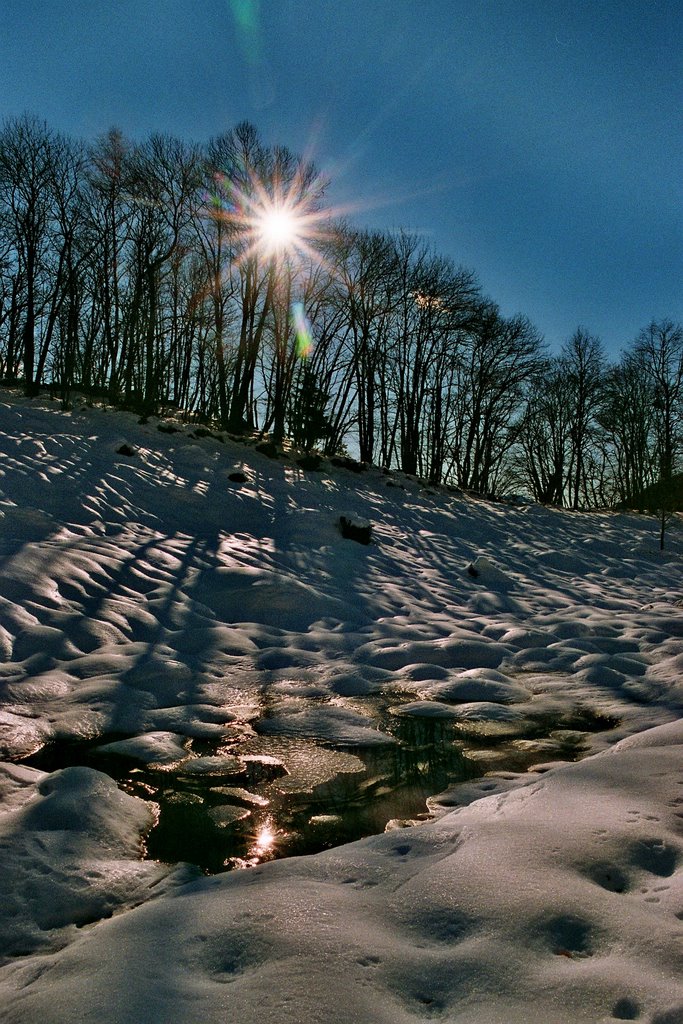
[0,0,680,358]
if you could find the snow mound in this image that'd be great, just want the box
[0,765,178,959]
[423,668,531,704]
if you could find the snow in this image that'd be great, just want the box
[0,387,682,1022]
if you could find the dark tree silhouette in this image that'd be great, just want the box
[0,111,679,515]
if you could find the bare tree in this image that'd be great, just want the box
[634,319,683,483]
[560,328,606,509]
[85,128,133,397]
[202,123,324,434]
[332,228,398,463]
[449,306,543,495]
[596,353,659,506]
[36,132,90,401]
[515,360,573,504]
[0,115,57,393]
[124,134,201,414]
[388,234,480,478]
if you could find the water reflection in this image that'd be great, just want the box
[251,819,277,858]
[226,816,286,870]
[132,716,477,872]
[20,699,617,875]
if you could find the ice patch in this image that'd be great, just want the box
[96,731,190,766]
[255,705,397,747]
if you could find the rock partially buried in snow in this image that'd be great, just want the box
[362,637,509,671]
[0,765,174,959]
[466,555,515,589]
[157,420,180,434]
[116,443,137,457]
[27,766,155,846]
[138,704,241,740]
[239,755,289,785]
[427,773,529,813]
[325,674,383,697]
[309,813,343,827]
[338,513,372,545]
[450,701,527,722]
[499,626,559,648]
[0,709,50,759]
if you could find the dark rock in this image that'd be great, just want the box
[330,455,368,473]
[158,422,180,434]
[116,443,137,457]
[297,454,323,471]
[339,514,372,545]
[255,440,279,459]
[228,471,248,483]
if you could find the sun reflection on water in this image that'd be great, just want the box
[226,816,286,870]
[251,819,277,858]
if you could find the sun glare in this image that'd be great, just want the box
[258,207,300,251]
[251,820,277,857]
[203,165,338,272]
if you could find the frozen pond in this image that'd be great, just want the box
[21,693,617,873]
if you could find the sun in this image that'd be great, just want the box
[203,161,344,272]
[258,207,301,251]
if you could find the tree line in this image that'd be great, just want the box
[0,113,681,508]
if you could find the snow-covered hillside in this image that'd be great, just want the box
[0,388,681,1023]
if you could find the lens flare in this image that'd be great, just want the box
[228,0,261,66]
[291,301,313,358]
